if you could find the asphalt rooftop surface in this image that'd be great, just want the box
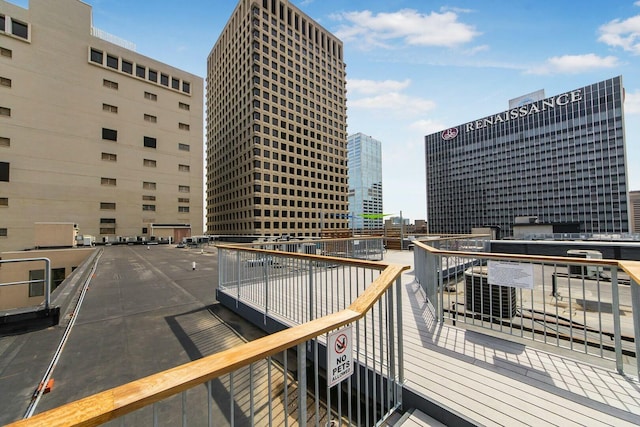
[0,244,267,425]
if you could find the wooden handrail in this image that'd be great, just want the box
[7,263,409,427]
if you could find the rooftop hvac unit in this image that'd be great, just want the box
[567,250,603,278]
[464,266,517,318]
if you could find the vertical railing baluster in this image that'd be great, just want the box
[250,364,254,425]
[268,357,273,427]
[230,372,234,427]
[153,402,158,427]
[284,349,290,427]
[610,267,623,374]
[181,390,187,427]
[207,380,212,427]
[297,342,307,426]
[630,275,640,379]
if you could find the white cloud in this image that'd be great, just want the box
[347,78,412,95]
[333,9,480,50]
[345,78,435,118]
[348,92,436,116]
[409,119,448,135]
[526,53,620,75]
[598,14,640,54]
[625,90,640,114]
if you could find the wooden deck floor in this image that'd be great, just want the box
[385,250,640,427]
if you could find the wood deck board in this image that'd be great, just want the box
[397,263,640,426]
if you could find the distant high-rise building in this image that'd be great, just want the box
[630,191,640,233]
[424,76,629,237]
[206,0,348,237]
[0,0,204,252]
[347,133,383,230]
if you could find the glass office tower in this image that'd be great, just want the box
[425,76,629,237]
[347,133,383,231]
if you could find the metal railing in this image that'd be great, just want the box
[216,243,408,425]
[413,237,640,378]
[0,258,51,310]
[241,236,386,261]
[8,247,409,427]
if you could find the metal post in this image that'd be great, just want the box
[308,262,314,322]
[610,267,624,374]
[399,211,404,250]
[630,276,640,379]
[43,258,51,310]
[395,276,404,391]
[263,258,269,325]
[297,342,307,425]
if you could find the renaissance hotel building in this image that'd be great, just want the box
[425,76,629,237]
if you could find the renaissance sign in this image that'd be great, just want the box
[464,89,583,133]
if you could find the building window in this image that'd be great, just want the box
[100,218,116,224]
[0,77,11,87]
[52,267,65,291]
[178,206,190,213]
[179,102,190,111]
[90,48,103,64]
[142,195,156,201]
[143,159,156,167]
[0,47,12,58]
[0,197,7,206]
[142,227,148,234]
[29,270,45,297]
[121,60,133,74]
[101,152,117,161]
[160,74,169,86]
[103,79,118,90]
[0,137,9,147]
[136,65,146,78]
[0,227,6,236]
[142,204,156,211]
[178,197,189,203]
[178,164,190,172]
[106,54,118,69]
[100,202,116,210]
[101,177,117,186]
[182,82,190,93]
[100,228,116,235]
[144,136,157,148]
[142,181,156,190]
[144,114,157,123]
[148,69,158,82]
[102,103,117,113]
[178,185,190,193]
[178,123,190,131]
[0,162,9,181]
[171,77,179,90]
[178,143,190,151]
[11,19,28,39]
[144,91,157,101]
[102,128,117,141]
[0,14,4,31]
[0,107,10,117]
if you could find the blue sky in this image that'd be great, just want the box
[13,0,640,222]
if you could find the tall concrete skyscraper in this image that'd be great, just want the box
[347,133,383,231]
[207,0,348,237]
[425,76,629,237]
